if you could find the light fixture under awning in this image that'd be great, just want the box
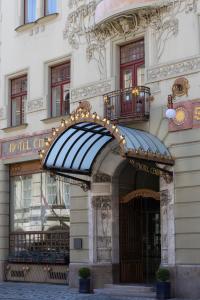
[40,115,173,176]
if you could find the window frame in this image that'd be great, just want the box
[50,62,70,118]
[10,75,27,127]
[24,0,37,24]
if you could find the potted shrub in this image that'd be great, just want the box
[78,267,91,293]
[156,267,171,299]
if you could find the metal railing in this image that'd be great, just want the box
[9,231,69,264]
[103,86,151,122]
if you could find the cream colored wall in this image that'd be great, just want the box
[70,185,89,263]
[0,0,200,269]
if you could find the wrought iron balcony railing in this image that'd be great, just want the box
[8,231,69,264]
[103,86,151,122]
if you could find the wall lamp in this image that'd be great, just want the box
[165,95,176,119]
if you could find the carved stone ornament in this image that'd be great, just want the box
[92,196,111,209]
[160,189,169,207]
[27,98,45,113]
[71,80,112,102]
[64,0,197,79]
[172,77,190,97]
[74,100,92,115]
[147,55,200,82]
[93,173,111,183]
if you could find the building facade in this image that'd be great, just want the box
[0,0,200,298]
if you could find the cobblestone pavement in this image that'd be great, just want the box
[0,282,158,300]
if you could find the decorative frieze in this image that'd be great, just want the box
[71,80,112,102]
[147,56,200,82]
[27,98,45,113]
[93,172,111,183]
[93,196,112,262]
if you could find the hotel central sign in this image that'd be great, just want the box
[0,132,50,159]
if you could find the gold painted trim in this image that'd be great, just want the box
[38,102,174,167]
[120,189,160,203]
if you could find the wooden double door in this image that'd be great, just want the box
[119,197,161,283]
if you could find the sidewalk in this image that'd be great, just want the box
[0,282,157,300]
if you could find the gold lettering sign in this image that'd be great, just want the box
[129,159,161,176]
[1,132,50,159]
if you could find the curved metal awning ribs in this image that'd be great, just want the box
[39,112,174,175]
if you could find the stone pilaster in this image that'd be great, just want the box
[0,163,9,281]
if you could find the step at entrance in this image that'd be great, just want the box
[94,284,156,298]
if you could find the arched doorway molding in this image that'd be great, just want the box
[91,144,175,283]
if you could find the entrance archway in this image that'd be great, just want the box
[118,162,161,283]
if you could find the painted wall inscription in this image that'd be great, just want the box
[0,132,50,159]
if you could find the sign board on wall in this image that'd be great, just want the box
[0,132,50,160]
[169,100,200,131]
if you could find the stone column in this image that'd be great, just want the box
[0,163,9,280]
[90,173,113,287]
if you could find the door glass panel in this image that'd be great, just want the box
[124,69,132,89]
[137,65,145,86]
[123,69,132,103]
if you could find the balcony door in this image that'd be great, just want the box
[120,40,145,116]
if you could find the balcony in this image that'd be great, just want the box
[103,86,151,123]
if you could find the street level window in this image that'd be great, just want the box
[11,75,27,127]
[51,62,70,117]
[24,0,37,23]
[10,164,70,265]
[44,0,57,15]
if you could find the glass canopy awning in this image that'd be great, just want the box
[40,117,173,176]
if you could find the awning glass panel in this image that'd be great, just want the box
[43,121,173,175]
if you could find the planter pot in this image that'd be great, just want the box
[156,281,171,299]
[79,278,90,293]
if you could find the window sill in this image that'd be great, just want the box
[37,13,59,24]
[15,22,36,32]
[15,13,59,32]
[41,115,69,124]
[2,123,28,133]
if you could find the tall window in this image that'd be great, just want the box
[51,62,70,117]
[11,75,27,127]
[120,40,145,115]
[24,0,37,23]
[45,0,57,15]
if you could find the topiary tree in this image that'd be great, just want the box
[79,267,90,279]
[156,267,170,282]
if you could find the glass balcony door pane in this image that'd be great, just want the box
[121,67,133,115]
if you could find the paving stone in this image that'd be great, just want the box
[0,282,188,300]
